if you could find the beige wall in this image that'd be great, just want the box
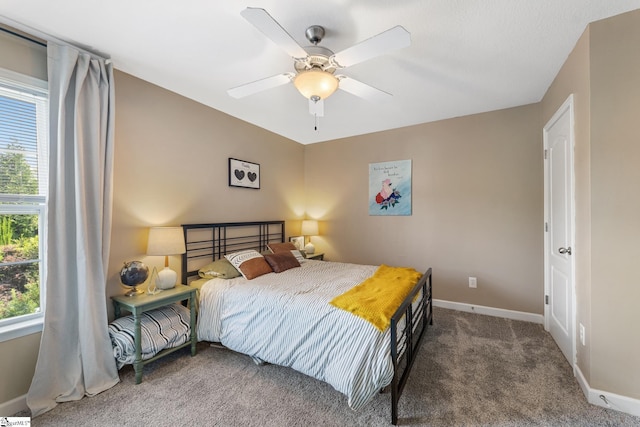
[588,10,640,399]
[0,29,47,80]
[305,104,544,314]
[0,333,40,404]
[108,71,306,314]
[0,27,46,407]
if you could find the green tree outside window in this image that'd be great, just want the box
[0,143,41,320]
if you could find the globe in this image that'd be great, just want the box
[120,261,149,296]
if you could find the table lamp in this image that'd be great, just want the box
[301,220,319,254]
[147,227,186,290]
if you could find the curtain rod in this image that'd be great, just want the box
[0,26,46,47]
[0,15,110,61]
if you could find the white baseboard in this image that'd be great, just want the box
[433,299,544,324]
[575,365,640,417]
[0,393,27,417]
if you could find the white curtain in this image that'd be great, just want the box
[27,43,119,417]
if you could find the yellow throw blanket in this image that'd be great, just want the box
[330,264,422,332]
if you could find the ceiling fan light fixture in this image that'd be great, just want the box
[293,69,339,100]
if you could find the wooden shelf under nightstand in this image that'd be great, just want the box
[111,284,197,384]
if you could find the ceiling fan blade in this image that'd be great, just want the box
[241,7,308,59]
[309,98,324,117]
[338,76,392,103]
[331,26,411,68]
[227,73,293,98]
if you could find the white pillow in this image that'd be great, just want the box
[291,250,306,263]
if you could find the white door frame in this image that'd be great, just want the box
[543,94,577,371]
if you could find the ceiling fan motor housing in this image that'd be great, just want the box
[294,45,337,74]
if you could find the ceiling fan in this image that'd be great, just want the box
[227,8,411,119]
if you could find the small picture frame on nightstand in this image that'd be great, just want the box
[289,236,304,250]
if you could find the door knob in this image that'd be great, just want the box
[558,247,572,255]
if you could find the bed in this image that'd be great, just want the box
[181,221,432,425]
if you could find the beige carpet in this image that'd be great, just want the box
[24,307,640,426]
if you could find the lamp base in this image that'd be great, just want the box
[156,267,177,290]
[304,242,315,254]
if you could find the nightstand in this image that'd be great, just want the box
[111,284,197,384]
[305,252,324,260]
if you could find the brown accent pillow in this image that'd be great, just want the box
[267,242,297,253]
[225,249,273,280]
[264,251,301,273]
[236,257,273,280]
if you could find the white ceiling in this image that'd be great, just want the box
[2,1,640,144]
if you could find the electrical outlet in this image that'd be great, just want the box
[579,323,586,346]
[469,277,477,288]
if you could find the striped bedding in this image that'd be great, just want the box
[197,260,400,410]
[109,303,191,369]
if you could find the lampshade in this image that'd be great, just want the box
[293,69,339,100]
[301,220,319,255]
[147,227,186,257]
[301,220,319,236]
[147,227,185,291]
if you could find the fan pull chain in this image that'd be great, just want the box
[310,94,321,131]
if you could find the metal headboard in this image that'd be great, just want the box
[181,220,285,284]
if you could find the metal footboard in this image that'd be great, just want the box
[389,267,433,425]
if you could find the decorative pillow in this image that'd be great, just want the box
[225,249,273,280]
[264,251,301,273]
[267,242,297,253]
[290,250,306,263]
[198,259,241,279]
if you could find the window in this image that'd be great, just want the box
[0,68,48,341]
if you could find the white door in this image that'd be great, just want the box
[543,95,575,367]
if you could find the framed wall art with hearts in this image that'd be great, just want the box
[229,158,260,189]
